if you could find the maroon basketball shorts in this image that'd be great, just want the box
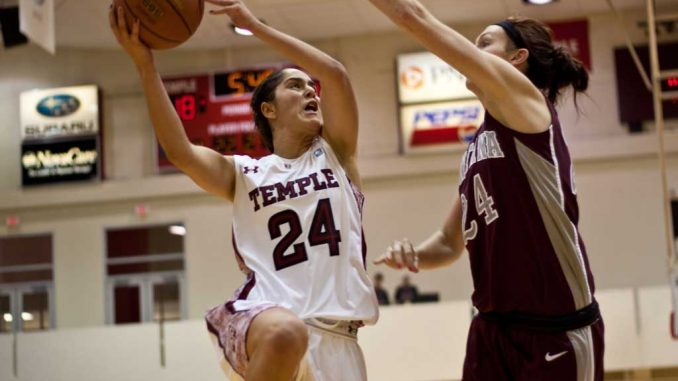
[462,316,604,381]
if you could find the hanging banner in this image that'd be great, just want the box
[19,0,55,54]
[548,19,591,71]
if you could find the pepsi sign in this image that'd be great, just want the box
[36,94,81,117]
[400,100,484,154]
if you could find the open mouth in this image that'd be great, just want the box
[304,101,319,113]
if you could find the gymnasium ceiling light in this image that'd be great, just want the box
[231,24,253,36]
[168,225,186,236]
[230,19,266,36]
[523,0,557,4]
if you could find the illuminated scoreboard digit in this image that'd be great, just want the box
[214,68,275,97]
[170,93,207,121]
[160,66,287,172]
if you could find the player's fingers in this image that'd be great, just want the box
[400,238,414,270]
[116,6,129,36]
[131,18,141,43]
[373,248,398,269]
[373,246,393,265]
[392,241,405,269]
[205,0,236,5]
[208,5,239,15]
[373,253,389,265]
[402,238,419,273]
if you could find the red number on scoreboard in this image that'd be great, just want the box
[174,95,196,121]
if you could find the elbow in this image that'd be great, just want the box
[324,58,349,83]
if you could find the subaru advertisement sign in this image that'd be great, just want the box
[21,85,99,140]
[19,85,101,186]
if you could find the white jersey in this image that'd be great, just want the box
[229,137,378,324]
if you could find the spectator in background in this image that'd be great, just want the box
[395,275,418,304]
[373,272,390,306]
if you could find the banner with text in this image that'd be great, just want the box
[396,52,481,154]
[20,85,101,186]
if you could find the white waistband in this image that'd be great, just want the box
[304,318,361,340]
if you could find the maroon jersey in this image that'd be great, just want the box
[459,100,595,316]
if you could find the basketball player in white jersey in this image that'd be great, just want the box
[109,0,378,379]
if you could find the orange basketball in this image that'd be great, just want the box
[112,0,204,50]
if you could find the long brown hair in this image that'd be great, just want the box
[250,69,287,152]
[504,17,588,105]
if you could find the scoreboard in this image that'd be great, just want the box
[160,65,286,171]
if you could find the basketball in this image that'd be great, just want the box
[112,0,204,50]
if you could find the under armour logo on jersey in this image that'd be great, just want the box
[314,148,324,157]
[284,163,292,169]
[243,166,259,174]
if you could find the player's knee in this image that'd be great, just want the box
[262,317,308,359]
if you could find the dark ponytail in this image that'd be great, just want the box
[250,69,287,152]
[548,46,589,105]
[505,17,589,105]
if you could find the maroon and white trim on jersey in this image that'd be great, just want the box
[459,98,596,316]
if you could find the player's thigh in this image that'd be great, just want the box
[462,318,512,381]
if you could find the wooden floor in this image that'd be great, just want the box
[605,367,678,381]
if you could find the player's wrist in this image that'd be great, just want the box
[134,58,156,76]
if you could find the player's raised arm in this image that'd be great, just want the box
[207,0,359,173]
[109,6,236,201]
[367,0,551,134]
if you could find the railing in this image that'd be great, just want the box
[0,285,676,381]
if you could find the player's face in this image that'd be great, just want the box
[475,25,514,58]
[272,69,323,134]
[466,25,516,92]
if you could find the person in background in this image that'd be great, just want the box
[395,275,418,304]
[373,272,390,305]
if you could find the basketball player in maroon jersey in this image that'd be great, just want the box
[370,1,604,380]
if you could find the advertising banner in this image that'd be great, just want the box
[397,51,475,104]
[400,100,484,154]
[21,136,99,186]
[19,85,101,186]
[396,52,480,154]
